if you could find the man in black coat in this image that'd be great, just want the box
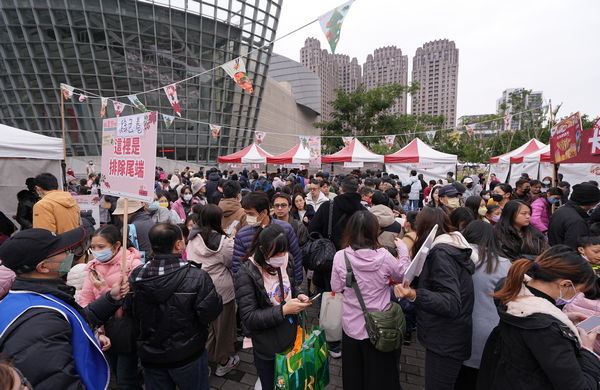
[549,183,600,249]
[127,223,222,390]
[0,227,128,390]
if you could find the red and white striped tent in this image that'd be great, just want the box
[321,138,384,163]
[384,138,457,163]
[512,144,550,163]
[489,139,547,164]
[384,138,457,181]
[266,143,311,164]
[217,143,272,164]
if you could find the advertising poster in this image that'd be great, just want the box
[72,195,100,229]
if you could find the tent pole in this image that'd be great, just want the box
[60,91,67,187]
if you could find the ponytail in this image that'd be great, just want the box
[494,245,596,305]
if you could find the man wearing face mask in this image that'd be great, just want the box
[127,223,222,390]
[549,183,600,249]
[232,192,303,286]
[0,227,129,390]
[218,180,247,236]
[513,179,532,204]
[462,177,482,198]
[437,184,462,214]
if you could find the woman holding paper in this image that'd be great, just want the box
[394,207,476,390]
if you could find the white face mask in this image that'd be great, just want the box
[246,215,262,227]
[267,253,288,268]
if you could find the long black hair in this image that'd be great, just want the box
[465,196,484,219]
[463,220,502,273]
[495,200,547,259]
[198,204,226,250]
[413,207,455,257]
[244,224,289,275]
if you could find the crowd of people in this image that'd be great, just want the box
[1,165,600,390]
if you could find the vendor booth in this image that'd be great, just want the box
[488,139,547,183]
[266,143,311,165]
[384,138,457,182]
[0,124,64,227]
[217,143,272,165]
[321,138,384,166]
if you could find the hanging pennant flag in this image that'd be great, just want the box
[221,58,254,94]
[318,0,354,54]
[384,135,396,148]
[163,84,182,116]
[162,114,175,128]
[425,130,436,141]
[113,101,125,117]
[60,83,74,100]
[128,95,148,112]
[78,94,88,103]
[342,136,353,147]
[100,97,108,118]
[503,115,512,131]
[210,124,221,139]
[299,136,309,149]
[255,131,266,145]
[466,125,474,137]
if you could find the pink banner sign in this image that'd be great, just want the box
[308,136,322,169]
[100,112,158,202]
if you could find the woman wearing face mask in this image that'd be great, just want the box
[490,183,513,209]
[477,246,600,389]
[494,200,548,261]
[171,185,199,223]
[485,204,501,225]
[146,192,181,224]
[530,187,564,234]
[234,224,311,390]
[79,225,143,390]
[465,196,488,221]
[541,176,553,191]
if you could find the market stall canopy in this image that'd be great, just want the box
[321,138,384,163]
[384,138,457,164]
[489,139,546,164]
[511,144,551,163]
[266,143,311,164]
[0,123,63,160]
[217,143,272,164]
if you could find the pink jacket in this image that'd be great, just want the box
[330,247,407,340]
[78,247,143,307]
[563,293,600,353]
[0,265,15,298]
[171,198,200,223]
[530,197,550,233]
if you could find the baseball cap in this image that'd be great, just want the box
[463,177,474,184]
[439,185,459,197]
[0,228,86,274]
[112,198,144,215]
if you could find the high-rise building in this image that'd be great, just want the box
[363,46,409,115]
[411,39,459,129]
[0,0,282,163]
[300,38,362,121]
[496,88,543,130]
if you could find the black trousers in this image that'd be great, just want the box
[253,352,274,390]
[424,349,463,390]
[454,364,478,390]
[341,332,402,390]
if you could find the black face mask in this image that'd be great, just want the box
[491,194,503,202]
[522,188,530,194]
[466,183,473,188]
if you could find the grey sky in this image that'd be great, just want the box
[272,0,600,123]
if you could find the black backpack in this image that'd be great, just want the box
[302,202,336,271]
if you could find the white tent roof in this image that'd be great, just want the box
[322,138,384,163]
[490,139,546,164]
[0,123,63,160]
[385,138,457,163]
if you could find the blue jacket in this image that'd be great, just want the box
[232,218,303,286]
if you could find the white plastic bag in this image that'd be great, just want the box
[319,291,343,342]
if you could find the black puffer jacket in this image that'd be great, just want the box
[548,201,591,249]
[206,172,222,205]
[0,278,121,390]
[477,287,600,389]
[234,259,301,360]
[413,240,475,360]
[495,223,547,261]
[127,259,223,368]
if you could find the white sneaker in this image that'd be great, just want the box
[329,349,342,359]
[215,355,240,377]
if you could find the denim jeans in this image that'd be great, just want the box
[144,350,209,390]
[105,350,141,390]
[409,199,420,212]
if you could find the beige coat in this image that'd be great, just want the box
[33,190,80,233]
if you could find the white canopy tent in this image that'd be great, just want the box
[385,138,458,182]
[0,124,64,227]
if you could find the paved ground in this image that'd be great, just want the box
[208,299,426,390]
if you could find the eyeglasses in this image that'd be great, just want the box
[273,203,289,209]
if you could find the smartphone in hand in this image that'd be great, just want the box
[309,293,322,302]
[577,316,600,333]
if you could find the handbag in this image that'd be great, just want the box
[344,252,406,353]
[302,202,336,271]
[319,292,343,342]
[274,313,330,390]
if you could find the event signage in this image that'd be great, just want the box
[308,136,322,169]
[550,113,600,163]
[100,112,158,202]
[72,195,101,229]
